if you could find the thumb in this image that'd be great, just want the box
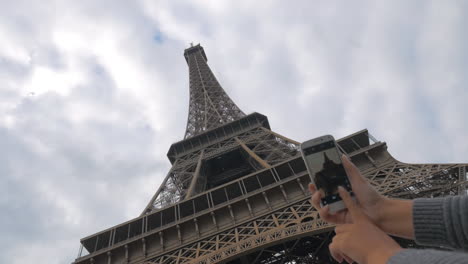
[338,186,361,220]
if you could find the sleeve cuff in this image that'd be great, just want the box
[388,249,468,264]
[413,197,448,247]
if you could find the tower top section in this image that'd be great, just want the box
[184,43,207,63]
[183,44,246,139]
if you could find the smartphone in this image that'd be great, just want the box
[300,135,353,213]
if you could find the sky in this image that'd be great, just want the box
[1,0,468,263]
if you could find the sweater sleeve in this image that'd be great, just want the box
[413,196,468,250]
[388,249,468,264]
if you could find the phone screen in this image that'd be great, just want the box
[303,141,352,205]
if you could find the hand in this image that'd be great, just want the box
[309,155,415,239]
[329,187,402,264]
[309,154,387,225]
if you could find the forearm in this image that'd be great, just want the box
[377,198,414,239]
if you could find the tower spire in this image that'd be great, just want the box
[183,44,245,139]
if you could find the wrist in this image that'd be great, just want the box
[374,197,394,231]
[375,198,414,238]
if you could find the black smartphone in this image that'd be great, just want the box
[300,135,353,213]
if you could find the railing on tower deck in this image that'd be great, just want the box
[167,112,270,163]
[76,156,307,258]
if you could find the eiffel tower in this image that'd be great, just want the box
[73,44,468,264]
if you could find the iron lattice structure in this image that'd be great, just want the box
[73,44,468,264]
[183,45,245,139]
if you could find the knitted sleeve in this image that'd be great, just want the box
[413,196,468,250]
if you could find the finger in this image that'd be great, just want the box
[320,204,344,223]
[338,186,361,219]
[343,254,354,264]
[329,242,344,263]
[311,191,322,210]
[334,224,351,234]
[319,205,335,222]
[319,205,350,224]
[341,155,365,185]
[310,186,350,224]
[308,183,316,194]
[337,253,346,263]
[311,192,334,221]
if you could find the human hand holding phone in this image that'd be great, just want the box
[309,154,415,239]
[309,154,386,224]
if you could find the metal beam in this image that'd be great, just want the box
[235,137,271,168]
[185,150,205,199]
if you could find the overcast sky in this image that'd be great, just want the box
[1,1,468,263]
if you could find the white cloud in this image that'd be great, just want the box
[26,66,85,96]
